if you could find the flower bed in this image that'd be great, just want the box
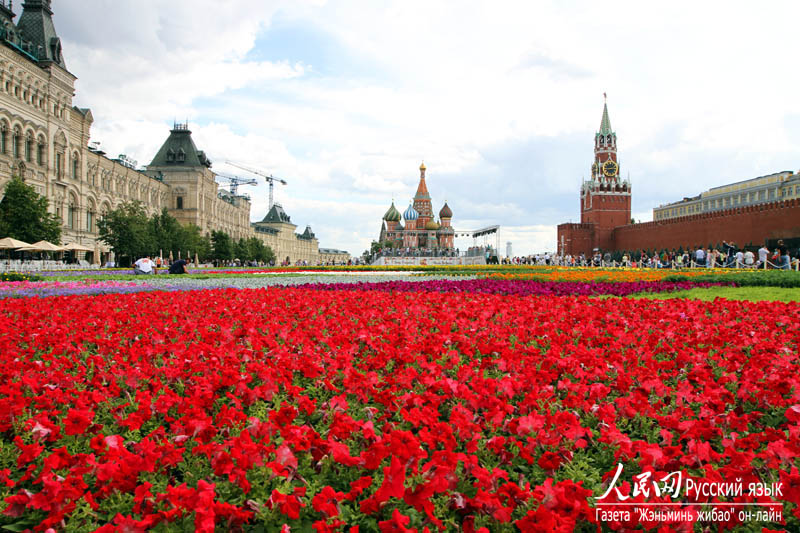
[485,267,746,283]
[0,280,143,298]
[0,286,796,531]
[307,278,732,297]
[0,277,730,299]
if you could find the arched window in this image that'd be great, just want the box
[86,199,95,232]
[55,151,63,178]
[12,127,20,158]
[25,132,32,162]
[36,136,45,165]
[71,153,79,179]
[0,122,6,154]
[67,200,76,229]
[176,196,184,209]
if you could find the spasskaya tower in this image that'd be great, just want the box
[557,96,632,256]
[579,96,631,250]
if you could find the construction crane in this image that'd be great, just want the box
[214,172,258,196]
[225,160,287,210]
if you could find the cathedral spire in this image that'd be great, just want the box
[414,162,430,199]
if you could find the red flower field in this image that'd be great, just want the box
[0,286,798,531]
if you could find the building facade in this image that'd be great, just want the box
[558,98,800,256]
[378,163,455,251]
[653,171,800,221]
[0,0,344,264]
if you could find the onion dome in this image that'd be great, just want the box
[425,219,440,230]
[439,202,452,219]
[420,161,426,171]
[383,202,401,222]
[403,203,418,221]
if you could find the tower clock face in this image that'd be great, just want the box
[602,160,618,177]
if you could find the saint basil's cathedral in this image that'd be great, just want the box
[379,163,455,250]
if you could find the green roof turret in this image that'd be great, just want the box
[149,123,212,168]
[383,201,401,222]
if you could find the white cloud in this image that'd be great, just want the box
[51,0,800,256]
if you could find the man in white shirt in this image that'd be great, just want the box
[744,250,755,266]
[134,256,154,275]
[757,245,769,268]
[695,247,705,267]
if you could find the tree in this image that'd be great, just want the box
[178,224,211,260]
[97,201,153,266]
[146,209,210,261]
[234,238,249,262]
[148,208,183,257]
[243,236,274,264]
[0,176,61,243]
[211,230,233,262]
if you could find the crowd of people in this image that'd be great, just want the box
[131,256,359,272]
[548,240,797,269]
[374,248,461,258]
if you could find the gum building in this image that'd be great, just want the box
[0,0,343,264]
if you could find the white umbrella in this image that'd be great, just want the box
[17,240,64,252]
[61,242,94,252]
[0,237,30,249]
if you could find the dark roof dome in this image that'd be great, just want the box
[439,202,453,219]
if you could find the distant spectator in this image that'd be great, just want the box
[744,249,755,266]
[695,246,705,266]
[758,244,769,267]
[776,240,790,270]
[722,241,736,267]
[168,258,189,274]
[134,256,154,275]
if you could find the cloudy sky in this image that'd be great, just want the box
[53,0,800,256]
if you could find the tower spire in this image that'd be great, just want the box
[599,95,612,135]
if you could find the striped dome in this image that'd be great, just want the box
[383,202,401,222]
[439,202,453,219]
[403,203,418,221]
